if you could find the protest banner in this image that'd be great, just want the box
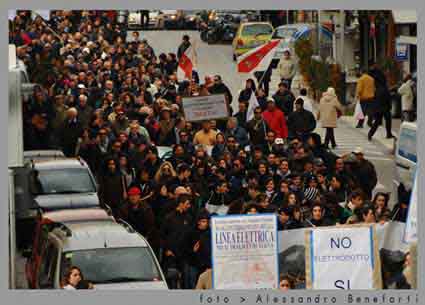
[182,94,229,122]
[211,214,279,289]
[305,224,382,290]
[403,171,417,244]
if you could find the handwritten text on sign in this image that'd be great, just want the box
[183,94,229,122]
[211,214,278,289]
[309,226,375,290]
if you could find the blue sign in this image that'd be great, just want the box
[395,43,409,61]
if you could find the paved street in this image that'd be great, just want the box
[133,30,398,207]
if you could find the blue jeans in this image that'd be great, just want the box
[182,263,199,289]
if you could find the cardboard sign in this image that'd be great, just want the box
[305,225,382,290]
[211,214,279,289]
[404,171,417,243]
[182,94,229,122]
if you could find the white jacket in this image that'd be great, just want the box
[398,80,414,111]
[278,58,296,80]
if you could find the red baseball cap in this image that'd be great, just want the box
[127,187,141,196]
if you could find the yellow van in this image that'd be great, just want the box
[232,22,274,61]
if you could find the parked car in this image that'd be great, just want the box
[26,219,168,289]
[270,23,333,66]
[394,121,417,198]
[127,10,162,29]
[182,10,202,29]
[29,158,100,212]
[205,16,238,44]
[23,150,65,164]
[232,22,274,61]
[25,208,115,288]
[157,10,185,29]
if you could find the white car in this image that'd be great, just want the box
[394,122,417,194]
[37,220,168,289]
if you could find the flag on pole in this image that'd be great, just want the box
[177,45,196,81]
[237,39,280,73]
[246,92,260,122]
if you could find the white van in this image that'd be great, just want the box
[394,122,417,194]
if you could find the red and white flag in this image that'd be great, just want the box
[177,45,197,80]
[237,39,280,73]
[246,92,260,122]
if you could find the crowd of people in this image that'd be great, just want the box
[10,10,413,290]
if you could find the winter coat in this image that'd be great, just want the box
[58,119,83,157]
[272,90,295,116]
[398,80,414,112]
[287,109,316,137]
[278,57,296,80]
[317,93,343,128]
[262,108,288,139]
[224,126,249,148]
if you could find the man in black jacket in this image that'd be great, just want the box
[287,98,316,141]
[272,82,295,116]
[209,75,233,115]
[160,194,194,286]
[177,34,191,60]
[351,147,377,200]
[247,106,270,147]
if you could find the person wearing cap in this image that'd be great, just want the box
[272,81,295,117]
[262,97,288,139]
[351,147,377,199]
[287,97,316,141]
[317,87,343,149]
[119,186,159,255]
[278,48,296,90]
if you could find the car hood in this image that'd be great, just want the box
[35,193,100,211]
[94,281,168,290]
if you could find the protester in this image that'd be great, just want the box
[398,74,415,122]
[12,10,409,291]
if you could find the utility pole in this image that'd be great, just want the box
[317,10,321,56]
[340,10,345,67]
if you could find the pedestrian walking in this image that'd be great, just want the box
[278,49,296,90]
[317,87,343,148]
[398,74,415,122]
[355,68,375,128]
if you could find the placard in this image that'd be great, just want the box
[182,94,229,122]
[305,225,382,290]
[211,214,279,289]
[404,171,417,243]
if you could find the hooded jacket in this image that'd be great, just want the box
[317,92,343,128]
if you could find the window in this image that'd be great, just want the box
[32,168,96,195]
[242,24,273,36]
[273,28,299,39]
[61,247,161,284]
[38,242,58,288]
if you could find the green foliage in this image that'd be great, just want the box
[294,37,343,99]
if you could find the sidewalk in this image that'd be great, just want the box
[338,115,401,154]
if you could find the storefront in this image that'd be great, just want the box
[392,10,417,76]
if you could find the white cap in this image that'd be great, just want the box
[353,147,364,154]
[275,138,284,145]
[77,84,86,89]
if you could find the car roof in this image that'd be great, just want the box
[41,208,114,224]
[400,121,417,130]
[24,150,65,158]
[241,22,273,26]
[33,158,89,170]
[56,221,148,252]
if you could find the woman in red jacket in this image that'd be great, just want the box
[262,98,288,139]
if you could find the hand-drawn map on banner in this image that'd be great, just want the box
[182,94,229,122]
[305,225,382,290]
[211,214,279,289]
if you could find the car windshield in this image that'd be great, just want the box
[61,247,162,284]
[32,168,96,195]
[242,24,273,36]
[273,28,299,39]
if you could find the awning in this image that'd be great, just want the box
[392,10,417,24]
[397,35,417,45]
